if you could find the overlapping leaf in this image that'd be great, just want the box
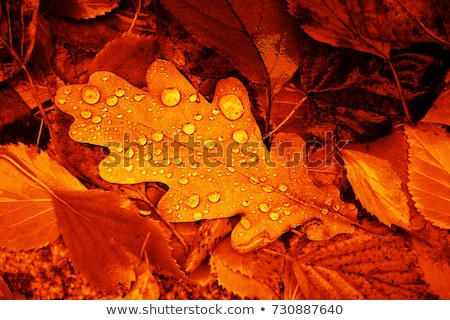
[46,0,120,20]
[288,229,430,299]
[54,60,358,253]
[342,149,410,228]
[210,237,284,299]
[405,123,450,229]
[0,144,84,250]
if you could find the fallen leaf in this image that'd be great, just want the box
[0,276,13,299]
[289,229,431,299]
[421,82,450,125]
[55,60,358,253]
[159,0,301,96]
[125,263,160,300]
[405,123,450,229]
[342,148,410,229]
[52,189,181,294]
[0,0,39,81]
[0,144,84,250]
[46,0,120,20]
[210,237,284,299]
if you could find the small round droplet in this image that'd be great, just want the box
[173,157,183,165]
[124,165,134,172]
[218,94,245,120]
[124,148,134,159]
[81,85,101,104]
[152,131,163,142]
[91,115,102,124]
[137,136,147,146]
[106,95,118,107]
[194,114,203,121]
[262,185,274,193]
[80,109,92,119]
[324,198,333,206]
[249,176,259,184]
[240,218,252,230]
[333,205,340,211]
[283,209,291,216]
[134,94,145,101]
[115,88,125,97]
[259,203,271,213]
[232,129,248,144]
[189,94,198,102]
[269,212,280,221]
[63,88,71,95]
[57,98,66,105]
[207,192,221,203]
[278,184,288,192]
[187,194,200,208]
[193,212,203,220]
[183,123,196,135]
[179,177,189,185]
[161,87,181,107]
[116,113,123,119]
[203,140,216,150]
[320,208,329,215]
[212,108,220,116]
[242,200,249,207]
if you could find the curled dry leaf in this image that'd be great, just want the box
[55,60,358,253]
[210,237,285,299]
[46,0,120,20]
[0,143,84,250]
[405,123,450,229]
[342,148,410,228]
[0,0,39,81]
[289,229,431,299]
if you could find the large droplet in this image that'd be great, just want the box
[232,129,248,143]
[183,123,196,135]
[80,109,92,119]
[178,177,189,185]
[91,115,102,124]
[218,94,244,120]
[81,85,100,104]
[269,212,280,221]
[207,192,221,203]
[193,212,203,220]
[259,203,270,213]
[240,218,252,230]
[115,88,125,97]
[278,184,288,192]
[187,194,200,208]
[124,148,134,159]
[152,131,164,142]
[106,95,118,106]
[161,87,181,107]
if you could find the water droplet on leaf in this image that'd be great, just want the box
[179,177,189,185]
[80,109,92,119]
[269,212,280,221]
[82,85,101,104]
[161,87,181,107]
[218,94,244,120]
[259,203,270,212]
[232,129,248,143]
[240,218,252,230]
[183,123,196,135]
[187,194,200,208]
[207,192,221,203]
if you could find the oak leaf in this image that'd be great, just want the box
[342,148,411,229]
[405,123,450,229]
[288,229,430,299]
[54,60,358,253]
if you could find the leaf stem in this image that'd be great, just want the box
[387,58,413,125]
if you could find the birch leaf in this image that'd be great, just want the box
[405,123,450,229]
[55,60,358,253]
[289,229,430,299]
[0,144,84,250]
[343,148,410,228]
[210,237,284,299]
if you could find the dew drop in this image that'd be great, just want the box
[193,212,203,220]
[134,94,145,101]
[232,129,248,143]
[161,87,181,107]
[91,115,102,124]
[333,205,340,211]
[212,108,220,116]
[179,177,189,185]
[320,208,329,215]
[262,185,274,193]
[63,88,71,95]
[183,123,196,135]
[283,209,291,216]
[166,172,173,178]
[242,200,249,207]
[218,94,244,120]
[240,218,252,230]
[116,113,123,119]
[249,176,259,184]
[187,194,200,208]
[194,114,203,121]
[203,140,216,150]
[115,88,125,97]
[324,198,333,206]
[152,131,164,142]
[57,98,66,105]
[144,153,152,161]
[106,95,118,107]
[124,148,134,159]
[269,212,280,221]
[173,157,183,165]
[124,165,134,172]
[80,109,92,119]
[81,85,101,104]
[137,136,147,146]
[278,184,288,192]
[207,192,221,203]
[259,203,270,213]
